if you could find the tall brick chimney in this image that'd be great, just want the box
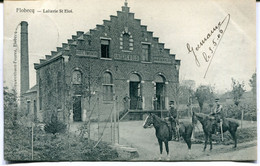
[20,21,29,95]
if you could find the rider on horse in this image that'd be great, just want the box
[168,101,179,141]
[210,98,224,135]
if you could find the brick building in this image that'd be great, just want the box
[30,2,180,123]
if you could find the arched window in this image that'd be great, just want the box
[123,33,130,50]
[155,75,166,83]
[72,70,82,84]
[103,72,113,101]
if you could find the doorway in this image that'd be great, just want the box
[73,96,82,121]
[155,83,165,110]
[130,82,142,110]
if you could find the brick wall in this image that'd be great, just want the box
[35,4,180,122]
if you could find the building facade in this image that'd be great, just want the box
[32,2,180,123]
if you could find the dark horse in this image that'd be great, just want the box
[192,112,239,151]
[143,113,193,159]
[168,117,194,150]
[143,113,172,159]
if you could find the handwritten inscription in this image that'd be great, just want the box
[186,14,230,78]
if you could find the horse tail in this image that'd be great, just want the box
[167,124,173,141]
[169,126,173,141]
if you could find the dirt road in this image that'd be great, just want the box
[118,121,257,161]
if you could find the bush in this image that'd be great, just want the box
[44,114,67,135]
[33,132,118,161]
[224,103,257,121]
[5,122,119,161]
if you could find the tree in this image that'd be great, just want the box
[179,80,196,117]
[249,72,256,100]
[231,78,245,106]
[195,85,214,112]
[4,87,18,128]
[171,82,182,111]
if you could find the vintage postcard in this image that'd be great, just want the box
[3,0,257,162]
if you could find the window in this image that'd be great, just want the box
[72,70,82,84]
[103,72,113,101]
[142,44,150,62]
[27,100,30,115]
[101,40,110,58]
[123,33,130,50]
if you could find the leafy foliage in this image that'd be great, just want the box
[195,85,215,112]
[5,124,119,161]
[224,103,256,121]
[4,87,18,128]
[231,78,245,106]
[44,114,67,135]
[249,73,256,92]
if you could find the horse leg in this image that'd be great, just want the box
[203,134,208,151]
[183,132,192,157]
[158,139,163,160]
[230,131,237,148]
[209,134,213,151]
[187,136,192,150]
[186,126,193,150]
[164,141,170,160]
[182,134,191,150]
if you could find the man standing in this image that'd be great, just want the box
[123,94,130,111]
[168,101,178,140]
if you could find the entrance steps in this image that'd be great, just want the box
[120,109,169,121]
[109,144,139,159]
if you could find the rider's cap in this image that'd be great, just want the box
[215,98,220,102]
[169,101,174,105]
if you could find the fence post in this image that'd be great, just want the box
[31,121,34,160]
[111,106,113,144]
[241,107,244,129]
[116,96,120,144]
[113,96,117,144]
[97,96,100,138]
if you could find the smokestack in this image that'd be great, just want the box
[20,21,29,95]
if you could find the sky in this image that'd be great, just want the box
[3,0,256,94]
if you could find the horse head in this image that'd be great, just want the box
[143,113,154,128]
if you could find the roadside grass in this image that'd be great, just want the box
[192,127,257,145]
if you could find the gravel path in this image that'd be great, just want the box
[118,121,257,161]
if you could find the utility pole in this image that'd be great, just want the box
[117,96,120,144]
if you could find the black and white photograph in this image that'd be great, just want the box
[3,0,257,162]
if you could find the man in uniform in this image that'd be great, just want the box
[168,101,179,140]
[210,98,224,135]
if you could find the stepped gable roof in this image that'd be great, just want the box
[35,1,180,70]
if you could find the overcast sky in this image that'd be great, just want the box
[4,0,256,94]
